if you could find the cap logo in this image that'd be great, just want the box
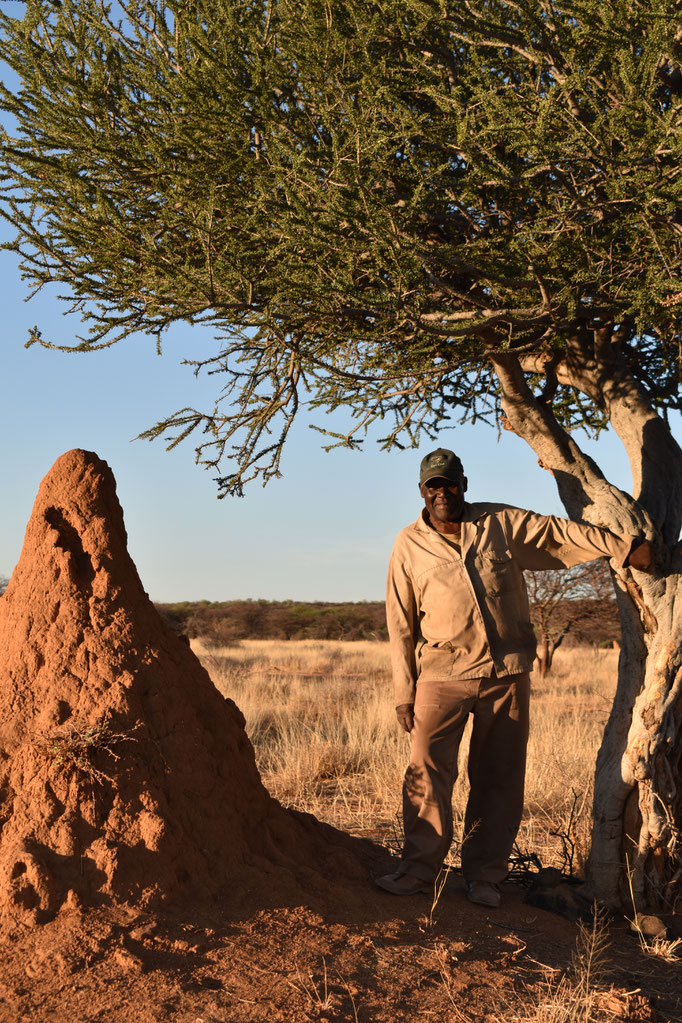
[419,447,464,485]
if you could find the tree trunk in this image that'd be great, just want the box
[491,346,682,909]
[536,635,555,681]
[591,572,682,908]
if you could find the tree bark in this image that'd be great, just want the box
[614,574,682,908]
[535,635,555,682]
[491,347,682,908]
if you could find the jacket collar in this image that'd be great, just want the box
[413,502,487,533]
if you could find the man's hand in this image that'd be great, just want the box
[626,539,656,574]
[395,703,415,733]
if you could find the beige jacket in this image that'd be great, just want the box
[386,503,635,706]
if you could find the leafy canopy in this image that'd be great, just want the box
[1,0,682,492]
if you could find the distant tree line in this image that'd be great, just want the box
[156,591,619,650]
[155,599,390,645]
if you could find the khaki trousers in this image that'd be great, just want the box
[399,672,531,884]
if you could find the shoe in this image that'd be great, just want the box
[375,871,432,895]
[465,880,501,907]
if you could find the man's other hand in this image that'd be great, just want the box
[626,539,656,573]
[396,703,415,732]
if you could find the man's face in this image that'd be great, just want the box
[420,474,468,524]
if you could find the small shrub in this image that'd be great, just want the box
[34,720,139,783]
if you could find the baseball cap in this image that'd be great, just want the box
[419,448,464,486]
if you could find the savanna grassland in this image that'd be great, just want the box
[194,639,617,882]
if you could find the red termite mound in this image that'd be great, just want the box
[0,450,360,929]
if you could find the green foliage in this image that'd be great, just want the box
[1,1,682,491]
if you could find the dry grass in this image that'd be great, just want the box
[519,647,617,872]
[33,719,140,784]
[498,909,630,1023]
[194,638,618,870]
[194,637,404,841]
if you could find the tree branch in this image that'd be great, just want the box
[490,350,649,536]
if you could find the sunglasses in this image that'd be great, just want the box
[423,477,461,490]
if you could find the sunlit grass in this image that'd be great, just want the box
[194,638,619,870]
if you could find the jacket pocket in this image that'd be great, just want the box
[479,548,511,567]
[419,645,455,679]
[475,548,514,594]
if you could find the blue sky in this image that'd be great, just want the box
[0,235,645,604]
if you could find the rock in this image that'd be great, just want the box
[129,920,158,942]
[630,913,673,942]
[113,947,143,973]
[605,990,657,1021]
[523,868,596,923]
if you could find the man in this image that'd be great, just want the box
[376,448,654,906]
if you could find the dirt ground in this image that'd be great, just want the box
[1,844,680,1023]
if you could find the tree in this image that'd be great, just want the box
[1,0,682,908]
[527,560,615,680]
